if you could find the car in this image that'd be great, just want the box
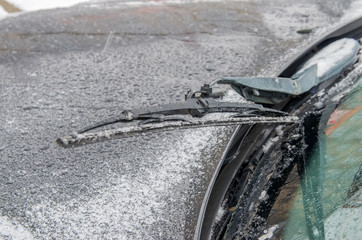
[1,1,361,239]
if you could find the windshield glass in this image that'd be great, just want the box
[266,75,362,239]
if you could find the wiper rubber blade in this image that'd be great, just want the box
[57,115,299,148]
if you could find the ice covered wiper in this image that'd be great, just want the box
[76,98,285,134]
[56,97,296,148]
[56,38,359,147]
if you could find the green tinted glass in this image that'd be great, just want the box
[283,77,362,239]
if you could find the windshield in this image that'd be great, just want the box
[266,75,362,239]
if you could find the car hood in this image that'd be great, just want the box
[1,0,361,239]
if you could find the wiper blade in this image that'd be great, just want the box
[76,98,286,134]
[57,98,290,148]
[57,115,299,148]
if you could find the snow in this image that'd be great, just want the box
[0,6,7,19]
[0,215,35,240]
[258,225,278,240]
[262,3,329,40]
[295,38,359,78]
[325,52,362,102]
[262,136,279,153]
[314,101,323,109]
[23,128,229,239]
[3,0,253,12]
[219,89,248,103]
[88,0,253,8]
[292,47,362,116]
[6,0,92,11]
[258,190,268,201]
[214,205,227,222]
[342,0,362,22]
[275,125,284,136]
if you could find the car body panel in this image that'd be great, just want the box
[1,1,361,239]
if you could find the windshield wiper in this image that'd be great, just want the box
[56,38,359,148]
[77,98,286,134]
[56,97,296,148]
